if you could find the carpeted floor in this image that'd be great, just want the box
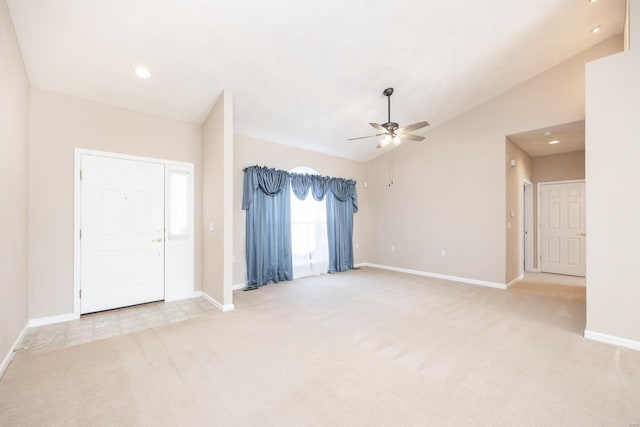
[1,267,638,426]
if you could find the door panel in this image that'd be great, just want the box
[81,155,165,314]
[540,182,586,276]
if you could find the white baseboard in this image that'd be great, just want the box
[584,329,640,352]
[0,321,29,380]
[201,292,235,312]
[29,312,76,328]
[506,274,524,288]
[232,283,247,291]
[165,291,203,302]
[358,263,507,290]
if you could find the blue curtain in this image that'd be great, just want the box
[326,179,358,273]
[242,166,358,288]
[242,166,293,289]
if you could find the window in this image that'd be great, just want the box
[290,167,329,278]
[167,170,189,240]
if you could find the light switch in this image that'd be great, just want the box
[209,222,214,231]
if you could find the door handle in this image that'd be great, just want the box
[151,237,164,242]
[577,232,586,236]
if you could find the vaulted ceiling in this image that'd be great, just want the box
[7,0,625,162]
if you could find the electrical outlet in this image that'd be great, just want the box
[441,249,446,256]
[356,243,360,249]
[391,245,396,252]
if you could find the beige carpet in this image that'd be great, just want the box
[1,267,639,426]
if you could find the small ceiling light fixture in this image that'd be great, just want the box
[548,140,560,145]
[588,0,597,3]
[591,26,601,33]
[134,66,151,79]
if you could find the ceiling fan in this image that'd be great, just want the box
[348,88,430,148]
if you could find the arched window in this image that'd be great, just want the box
[290,166,329,278]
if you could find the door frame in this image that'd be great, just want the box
[522,180,534,273]
[536,179,586,275]
[73,148,194,318]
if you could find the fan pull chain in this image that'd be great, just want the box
[388,152,394,187]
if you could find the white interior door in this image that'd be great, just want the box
[80,154,165,314]
[540,181,586,276]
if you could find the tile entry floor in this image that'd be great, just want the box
[14,297,216,359]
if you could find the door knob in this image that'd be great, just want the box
[151,237,164,242]
[577,232,586,236]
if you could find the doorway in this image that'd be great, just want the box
[522,181,533,272]
[74,149,195,316]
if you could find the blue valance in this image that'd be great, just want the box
[242,166,290,210]
[290,174,312,200]
[242,165,357,208]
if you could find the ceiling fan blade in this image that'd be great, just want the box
[400,133,426,141]
[369,123,390,133]
[348,133,384,141]
[397,121,430,133]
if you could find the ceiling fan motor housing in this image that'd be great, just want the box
[382,122,399,133]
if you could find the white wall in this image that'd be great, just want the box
[631,0,640,50]
[233,134,369,285]
[0,0,30,370]
[505,139,532,282]
[585,48,640,345]
[28,89,202,319]
[365,36,622,285]
[202,91,233,307]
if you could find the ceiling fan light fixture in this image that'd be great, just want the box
[393,136,401,145]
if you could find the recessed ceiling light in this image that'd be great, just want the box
[134,66,151,79]
[591,26,601,33]
[588,0,597,3]
[548,140,560,145]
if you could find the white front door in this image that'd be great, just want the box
[80,154,165,314]
[540,181,586,277]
